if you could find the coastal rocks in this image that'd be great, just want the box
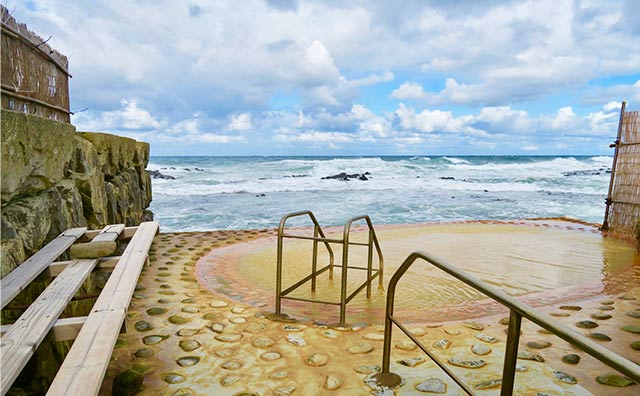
[517,350,545,362]
[563,168,610,177]
[474,333,498,343]
[321,172,371,181]
[148,169,176,180]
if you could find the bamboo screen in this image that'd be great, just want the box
[607,109,640,237]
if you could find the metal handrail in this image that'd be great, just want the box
[275,210,383,324]
[375,251,640,396]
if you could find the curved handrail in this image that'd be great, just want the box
[277,210,335,265]
[343,214,384,288]
[380,251,640,395]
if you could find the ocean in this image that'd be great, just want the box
[147,156,612,232]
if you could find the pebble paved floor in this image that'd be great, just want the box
[100,225,639,396]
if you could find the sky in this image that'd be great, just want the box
[12,0,640,156]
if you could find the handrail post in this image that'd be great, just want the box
[501,310,522,396]
[275,227,284,315]
[366,228,373,298]
[603,100,626,230]
[311,224,318,292]
[340,220,351,324]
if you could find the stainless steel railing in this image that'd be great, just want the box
[275,210,383,324]
[372,251,640,395]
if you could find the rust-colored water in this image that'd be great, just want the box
[200,221,639,323]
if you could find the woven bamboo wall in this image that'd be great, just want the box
[1,6,71,123]
[608,109,640,237]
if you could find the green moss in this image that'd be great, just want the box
[112,369,144,396]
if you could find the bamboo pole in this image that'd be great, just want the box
[602,101,626,230]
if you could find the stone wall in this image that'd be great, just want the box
[1,109,153,278]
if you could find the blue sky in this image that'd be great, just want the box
[14,0,640,156]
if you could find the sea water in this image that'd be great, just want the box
[148,155,612,232]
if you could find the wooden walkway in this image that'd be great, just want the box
[0,221,159,396]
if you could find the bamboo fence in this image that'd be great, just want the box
[605,106,640,237]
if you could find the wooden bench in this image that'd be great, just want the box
[0,221,159,396]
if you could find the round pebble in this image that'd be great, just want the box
[363,333,384,341]
[415,377,447,393]
[261,351,282,361]
[147,307,167,316]
[287,334,306,346]
[221,360,242,370]
[596,374,636,387]
[561,354,581,365]
[322,330,338,339]
[269,370,289,380]
[559,305,582,311]
[209,323,225,333]
[177,356,200,367]
[395,341,417,351]
[621,325,640,334]
[347,342,374,354]
[575,320,598,329]
[410,327,427,337]
[325,375,343,390]
[215,333,243,342]
[471,343,492,356]
[306,353,329,366]
[444,328,460,335]
[447,356,486,368]
[630,341,640,350]
[462,321,484,331]
[252,336,276,348]
[142,335,168,345]
[134,348,154,358]
[432,339,451,349]
[626,311,640,319]
[591,313,612,320]
[179,339,202,352]
[398,357,425,367]
[552,371,577,384]
[589,333,612,341]
[526,341,552,349]
[181,306,199,314]
[220,375,241,387]
[176,328,200,337]
[163,373,185,384]
[210,300,229,308]
[169,315,189,324]
[354,365,381,374]
[229,317,247,324]
[597,305,614,311]
[134,321,154,332]
[274,386,296,396]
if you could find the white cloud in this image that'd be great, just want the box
[228,113,253,131]
[390,82,427,100]
[551,106,576,130]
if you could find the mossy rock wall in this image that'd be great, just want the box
[1,109,154,395]
[1,109,153,278]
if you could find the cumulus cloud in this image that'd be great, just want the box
[228,113,253,131]
[19,0,640,155]
[390,82,427,100]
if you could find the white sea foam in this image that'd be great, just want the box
[148,156,612,231]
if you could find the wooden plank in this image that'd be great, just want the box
[47,221,159,396]
[82,225,136,242]
[0,259,99,395]
[1,227,87,309]
[90,224,125,243]
[48,257,121,277]
[0,316,86,341]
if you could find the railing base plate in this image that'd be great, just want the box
[366,372,404,390]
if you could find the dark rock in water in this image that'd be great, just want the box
[256,193,266,197]
[596,374,637,387]
[112,369,143,396]
[195,167,204,171]
[322,172,370,181]
[170,167,176,169]
[184,168,191,171]
[563,168,611,177]
[440,177,455,180]
[561,354,581,365]
[149,170,176,180]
